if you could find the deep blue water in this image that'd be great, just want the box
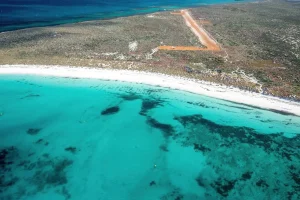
[0,75,300,199]
[0,0,238,32]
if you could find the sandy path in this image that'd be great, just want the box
[158,46,210,51]
[159,10,220,51]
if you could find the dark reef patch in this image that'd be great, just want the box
[0,147,19,193]
[101,106,120,115]
[159,144,169,152]
[175,113,300,198]
[42,153,50,158]
[0,147,17,170]
[60,186,71,200]
[193,143,211,153]
[146,117,174,138]
[174,114,300,160]
[0,150,8,170]
[195,175,209,188]
[0,146,73,199]
[35,139,44,144]
[187,101,211,108]
[175,195,183,200]
[217,103,252,111]
[65,147,77,154]
[211,179,237,197]
[31,158,73,191]
[256,179,269,188]
[139,99,163,116]
[174,115,201,127]
[149,181,156,186]
[5,154,74,198]
[0,176,19,190]
[161,189,183,200]
[27,128,42,135]
[241,172,253,181]
[119,93,141,101]
[35,139,49,146]
[146,88,167,95]
[289,165,300,186]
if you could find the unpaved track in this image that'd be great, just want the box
[158,46,211,51]
[158,10,220,51]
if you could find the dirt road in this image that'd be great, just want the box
[158,10,220,51]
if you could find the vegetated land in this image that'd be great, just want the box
[0,0,299,100]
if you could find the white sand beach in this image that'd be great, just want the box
[1,64,300,116]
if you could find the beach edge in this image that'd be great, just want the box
[1,64,299,116]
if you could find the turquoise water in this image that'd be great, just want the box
[0,75,299,199]
[1,0,241,32]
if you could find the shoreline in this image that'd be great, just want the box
[0,64,300,116]
[0,0,258,33]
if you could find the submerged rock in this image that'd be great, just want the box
[149,181,156,186]
[101,106,120,115]
[241,172,253,181]
[27,128,42,135]
[65,147,77,154]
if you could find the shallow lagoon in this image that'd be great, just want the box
[0,75,299,199]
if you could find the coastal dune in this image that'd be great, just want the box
[0,64,300,116]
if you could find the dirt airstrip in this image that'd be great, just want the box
[158,10,221,51]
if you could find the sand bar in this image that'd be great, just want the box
[0,64,300,116]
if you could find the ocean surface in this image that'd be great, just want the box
[0,0,241,32]
[0,75,299,199]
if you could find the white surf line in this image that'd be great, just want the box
[0,64,300,116]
